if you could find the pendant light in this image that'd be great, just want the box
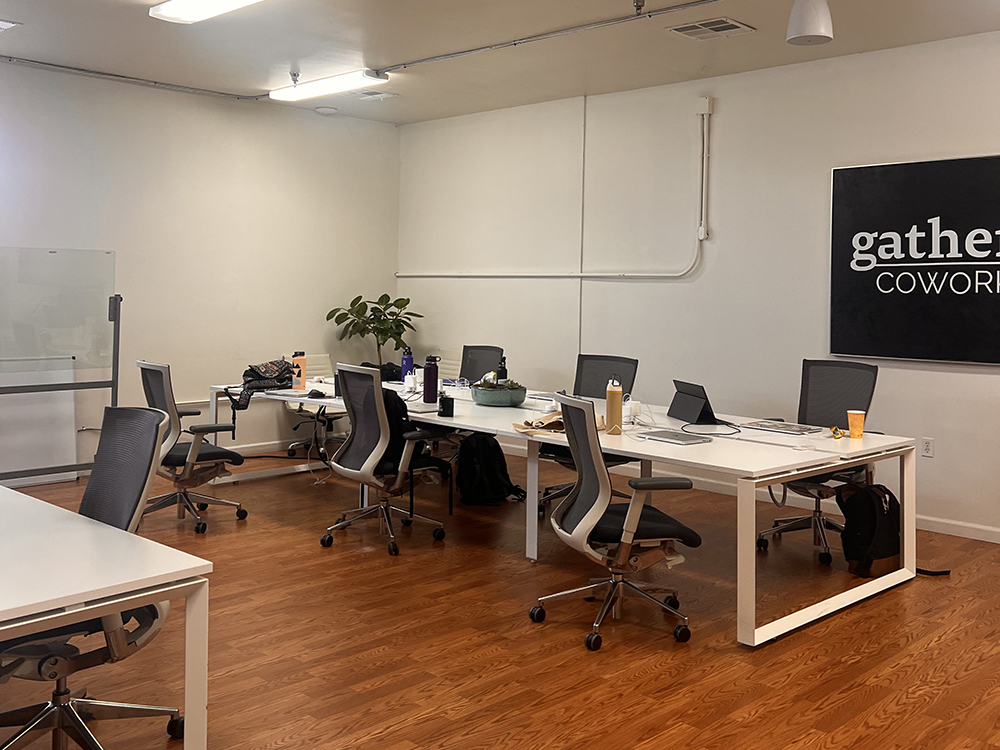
[786,0,834,46]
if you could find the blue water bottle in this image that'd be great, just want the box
[401,347,414,380]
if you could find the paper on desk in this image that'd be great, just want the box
[513,411,606,437]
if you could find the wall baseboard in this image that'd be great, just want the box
[495,437,1000,545]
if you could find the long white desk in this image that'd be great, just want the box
[0,486,213,749]
[209,383,916,647]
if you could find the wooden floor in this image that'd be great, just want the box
[3,454,998,750]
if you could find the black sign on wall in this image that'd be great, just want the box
[831,155,1000,364]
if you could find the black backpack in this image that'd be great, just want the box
[456,434,526,506]
[835,483,901,578]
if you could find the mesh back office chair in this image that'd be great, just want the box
[320,364,447,556]
[0,408,187,750]
[282,354,347,460]
[538,354,640,518]
[459,345,504,382]
[756,359,879,564]
[137,361,248,535]
[528,394,700,650]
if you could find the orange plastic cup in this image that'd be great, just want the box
[847,410,866,439]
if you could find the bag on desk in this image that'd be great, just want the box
[835,484,901,578]
[225,359,294,412]
[456,434,526,506]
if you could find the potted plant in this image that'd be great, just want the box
[326,294,422,365]
[470,373,527,408]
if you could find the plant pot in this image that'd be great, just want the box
[470,385,527,408]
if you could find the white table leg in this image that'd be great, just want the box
[736,477,757,646]
[208,389,219,446]
[901,447,917,574]
[526,440,539,562]
[184,579,209,750]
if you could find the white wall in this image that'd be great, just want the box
[397,31,1000,542]
[0,63,400,456]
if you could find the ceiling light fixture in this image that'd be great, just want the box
[0,19,22,34]
[148,0,266,25]
[786,0,833,45]
[269,69,390,102]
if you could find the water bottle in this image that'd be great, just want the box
[401,347,414,380]
[606,376,623,436]
[423,355,440,403]
[496,356,507,381]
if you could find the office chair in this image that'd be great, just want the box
[320,364,446,556]
[537,354,640,518]
[528,393,700,651]
[137,360,247,534]
[756,359,879,564]
[459,345,504,382]
[282,353,347,459]
[0,407,186,750]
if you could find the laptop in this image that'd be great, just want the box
[639,429,712,446]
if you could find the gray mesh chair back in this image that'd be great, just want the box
[573,354,639,399]
[331,364,391,487]
[79,407,168,533]
[460,345,504,382]
[136,360,183,458]
[551,393,614,561]
[797,360,878,429]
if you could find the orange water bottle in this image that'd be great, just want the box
[606,376,623,435]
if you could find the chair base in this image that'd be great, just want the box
[533,573,690,647]
[0,678,178,750]
[324,496,444,554]
[143,490,245,532]
[757,506,845,556]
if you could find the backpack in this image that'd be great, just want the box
[380,389,450,481]
[835,483,901,578]
[456,434,526,506]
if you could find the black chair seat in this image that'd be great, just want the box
[162,442,244,468]
[0,606,156,654]
[540,444,632,470]
[589,503,702,548]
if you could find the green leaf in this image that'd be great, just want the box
[401,320,415,331]
[326,309,339,321]
[378,293,391,306]
[354,302,368,317]
[407,312,424,318]
[392,298,409,309]
[338,327,349,341]
[350,295,363,308]
[335,312,350,325]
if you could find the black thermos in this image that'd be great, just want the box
[438,391,454,417]
[423,355,440,403]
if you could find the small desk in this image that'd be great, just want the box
[0,486,213,749]
[209,383,916,648]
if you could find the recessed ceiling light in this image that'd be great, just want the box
[148,0,266,25]
[269,69,389,102]
[314,107,339,116]
[0,19,22,34]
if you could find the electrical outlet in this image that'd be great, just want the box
[921,438,934,458]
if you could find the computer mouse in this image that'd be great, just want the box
[307,389,326,399]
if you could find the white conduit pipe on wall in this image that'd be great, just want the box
[396,102,712,282]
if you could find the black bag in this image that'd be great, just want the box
[363,361,403,383]
[380,389,450,481]
[223,359,294,437]
[456,434,526,506]
[835,483,901,578]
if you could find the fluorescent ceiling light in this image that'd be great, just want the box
[269,70,390,102]
[786,0,834,45]
[148,0,266,24]
[0,19,22,33]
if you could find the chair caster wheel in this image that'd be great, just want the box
[432,527,446,541]
[236,508,248,520]
[756,538,769,552]
[583,597,596,602]
[529,606,546,623]
[818,552,833,565]
[401,518,413,527]
[194,522,207,534]
[320,534,333,548]
[673,625,691,643]
[388,541,400,556]
[167,716,184,740]
[287,448,297,458]
[196,503,208,511]
[585,633,602,651]
[664,596,680,610]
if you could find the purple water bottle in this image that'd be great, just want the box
[423,355,439,403]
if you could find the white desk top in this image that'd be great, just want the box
[0,486,213,623]
[224,383,913,480]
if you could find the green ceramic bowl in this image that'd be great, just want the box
[470,385,527,408]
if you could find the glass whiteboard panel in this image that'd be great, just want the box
[0,248,115,375]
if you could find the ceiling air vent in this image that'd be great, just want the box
[670,18,755,41]
[347,90,398,102]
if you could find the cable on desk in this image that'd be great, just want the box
[681,422,741,436]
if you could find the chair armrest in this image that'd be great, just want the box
[403,429,449,441]
[627,477,693,491]
[178,409,202,418]
[188,423,233,434]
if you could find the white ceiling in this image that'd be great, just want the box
[1,0,999,124]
